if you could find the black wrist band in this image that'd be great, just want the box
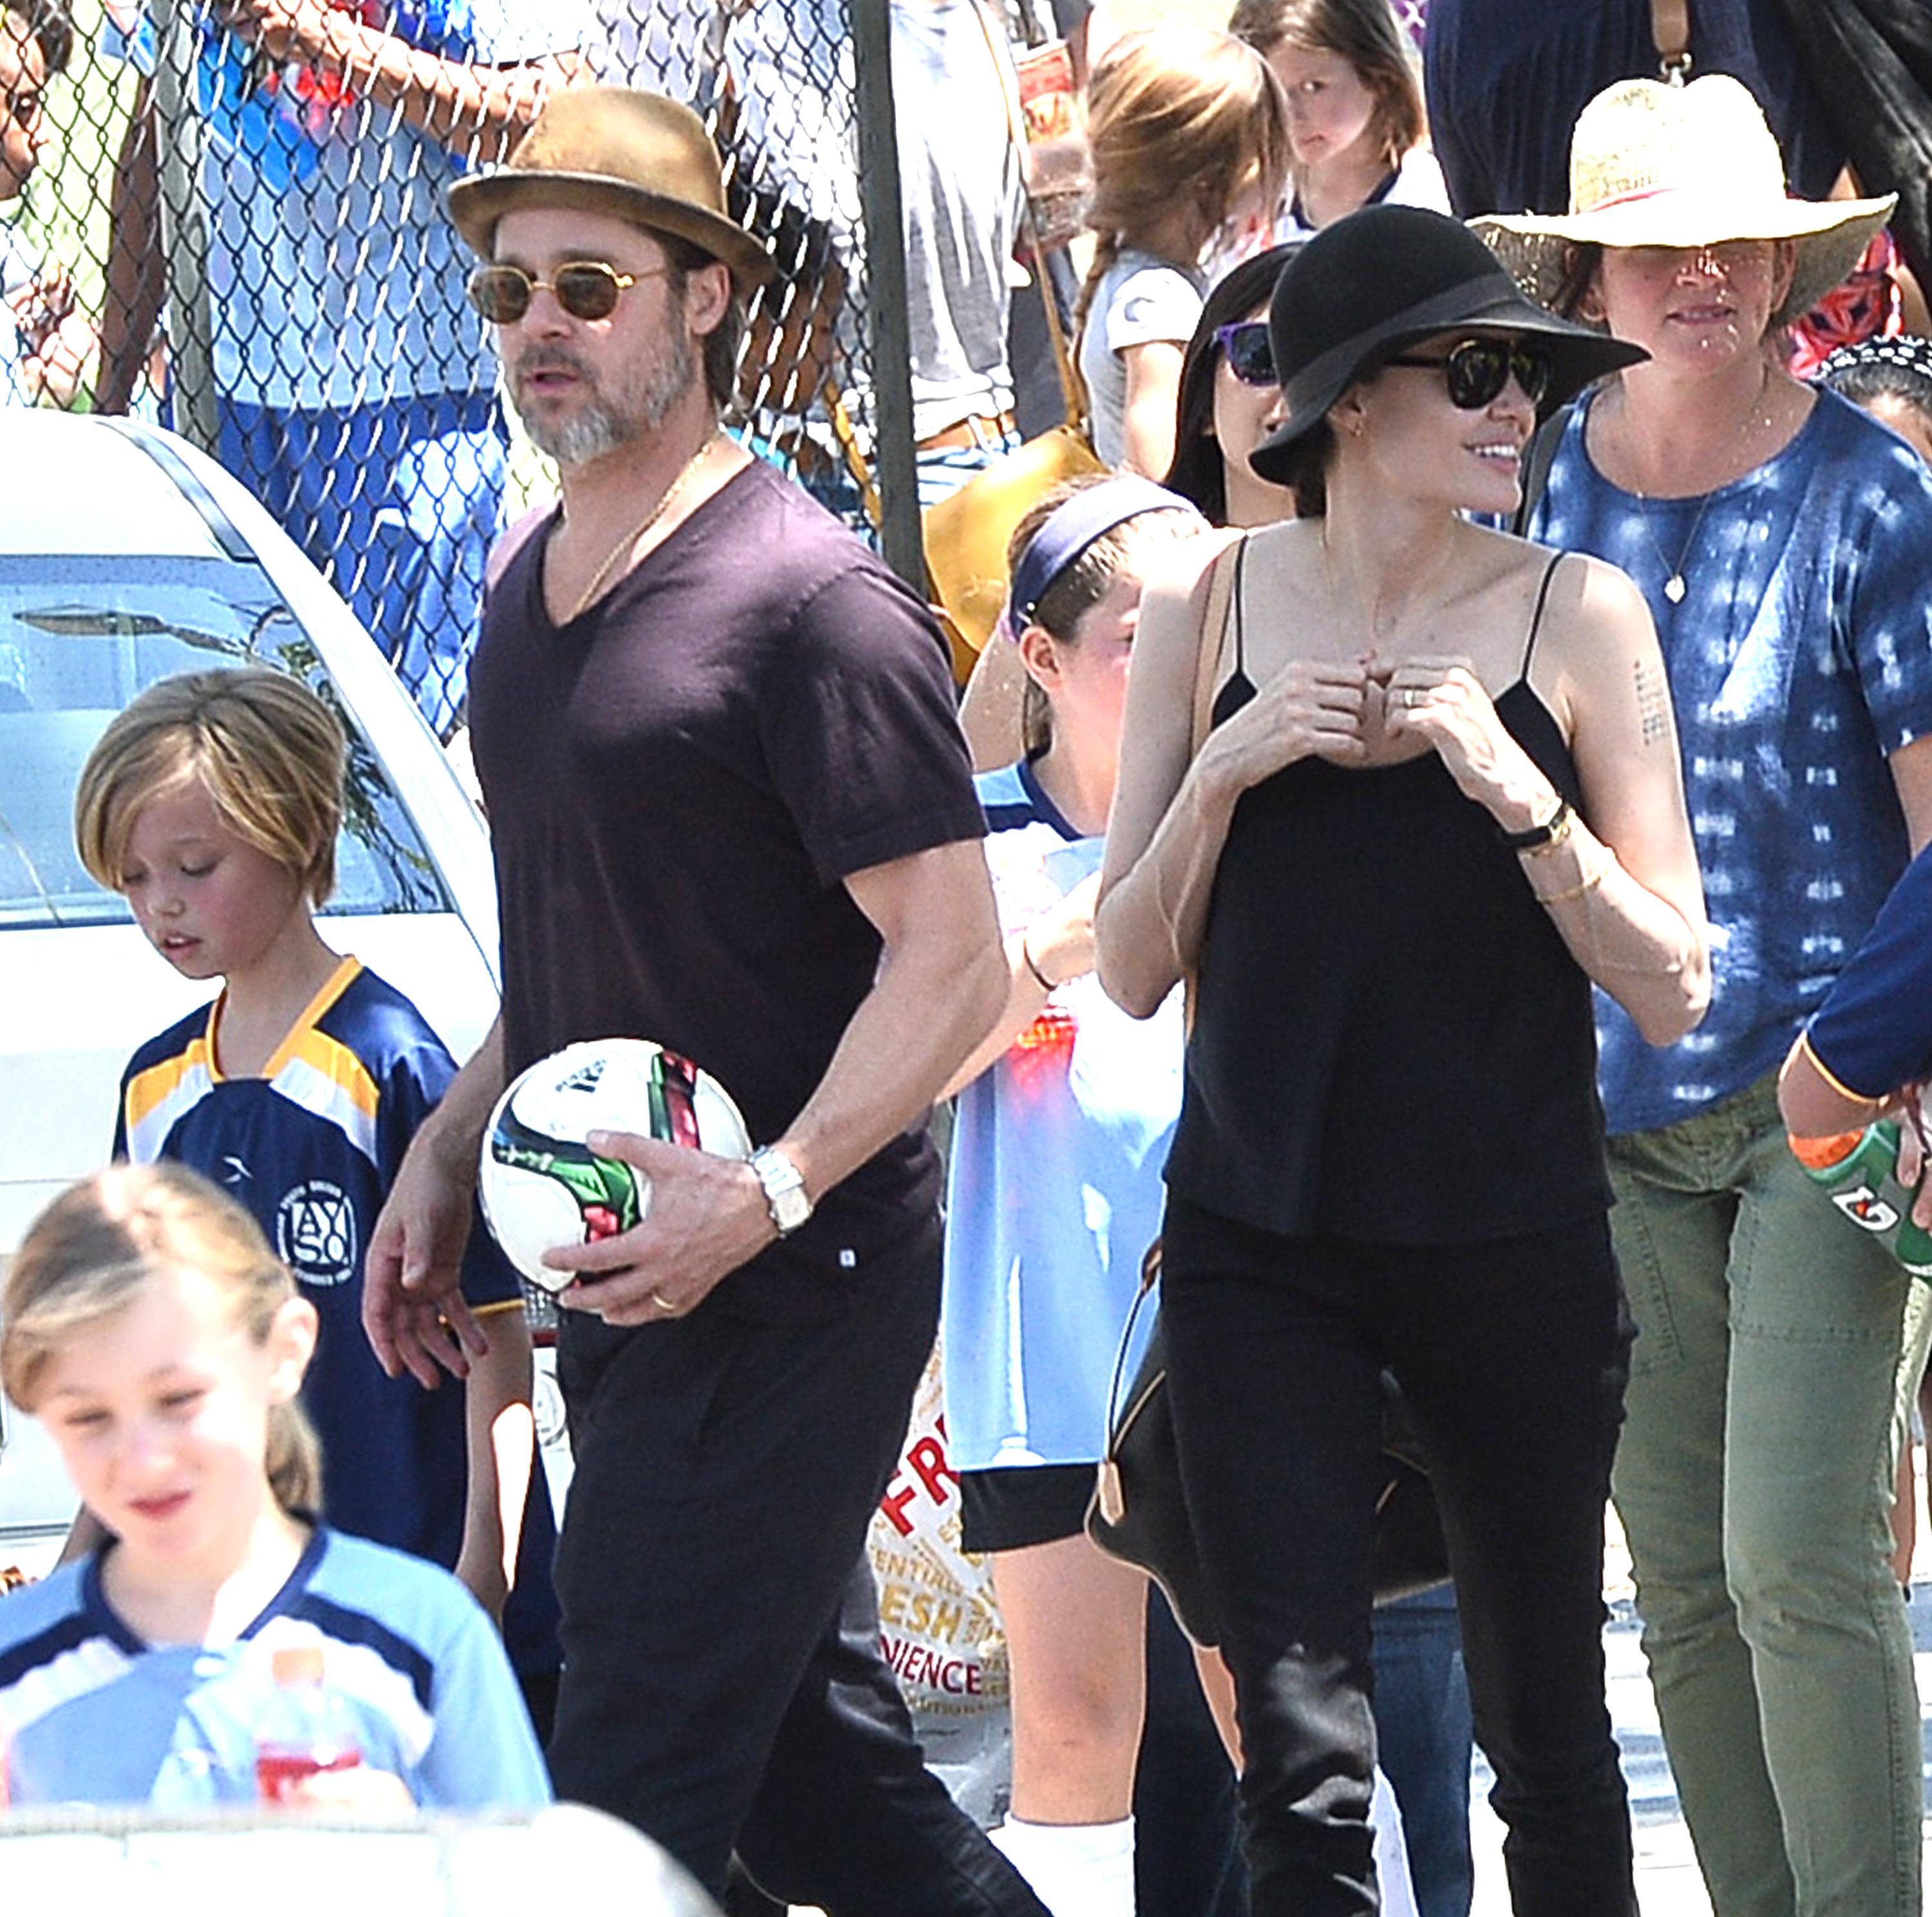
[1021,936,1056,993]
[1498,796,1571,852]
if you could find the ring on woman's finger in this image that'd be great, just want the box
[650,1290,681,1315]
[1404,687,1420,708]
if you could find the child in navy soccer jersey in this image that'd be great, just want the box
[0,1163,550,1809]
[70,667,558,1728]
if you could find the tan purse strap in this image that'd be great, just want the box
[1651,0,1692,82]
[1190,535,1244,758]
[968,0,1092,441]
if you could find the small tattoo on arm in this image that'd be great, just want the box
[1634,659,1669,747]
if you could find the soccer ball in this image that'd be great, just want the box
[478,1038,753,1292]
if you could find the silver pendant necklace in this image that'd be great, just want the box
[1625,367,1772,607]
[1636,493,1713,606]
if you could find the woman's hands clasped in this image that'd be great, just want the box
[1199,651,1542,822]
[1381,654,1545,814]
[1197,656,1377,796]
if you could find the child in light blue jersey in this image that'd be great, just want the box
[0,1162,550,1809]
[70,667,558,1728]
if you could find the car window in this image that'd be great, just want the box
[0,556,451,931]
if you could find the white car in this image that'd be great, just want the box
[0,411,565,1578]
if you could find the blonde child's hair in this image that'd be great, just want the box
[1,1163,324,1515]
[73,668,346,907]
[1075,26,1292,340]
[1229,0,1426,178]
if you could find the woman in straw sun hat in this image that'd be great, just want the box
[1479,73,1932,1917]
[1097,198,1707,1914]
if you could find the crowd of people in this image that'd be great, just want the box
[8,3,1932,1917]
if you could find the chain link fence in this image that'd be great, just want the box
[6,0,1435,735]
[6,0,890,734]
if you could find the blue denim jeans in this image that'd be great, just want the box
[1372,1587,1473,1917]
[1607,1069,1932,1917]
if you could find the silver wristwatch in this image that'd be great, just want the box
[749,1146,813,1235]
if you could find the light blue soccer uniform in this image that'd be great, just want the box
[114,954,560,1683]
[942,761,1184,1473]
[0,1527,550,1807]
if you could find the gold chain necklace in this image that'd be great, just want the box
[564,430,719,625]
[1625,368,1772,606]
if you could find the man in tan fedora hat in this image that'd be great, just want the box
[365,85,1048,1917]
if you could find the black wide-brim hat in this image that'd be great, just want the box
[1250,204,1647,483]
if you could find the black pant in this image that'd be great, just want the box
[1136,1587,1249,1917]
[547,1216,1046,1917]
[1161,1198,1636,1917]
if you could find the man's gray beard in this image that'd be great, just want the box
[518,326,697,468]
[525,405,627,468]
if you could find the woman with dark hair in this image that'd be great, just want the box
[1098,201,1708,1915]
[1163,243,1301,527]
[1162,233,1481,1917]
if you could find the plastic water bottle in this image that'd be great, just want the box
[1790,1121,1932,1280]
[255,1643,362,1803]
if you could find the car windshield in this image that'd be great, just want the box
[0,555,450,931]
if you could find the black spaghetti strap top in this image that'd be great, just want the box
[1169,551,1611,1243]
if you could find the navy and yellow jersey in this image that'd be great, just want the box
[115,955,558,1673]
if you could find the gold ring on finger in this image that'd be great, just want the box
[650,1290,680,1315]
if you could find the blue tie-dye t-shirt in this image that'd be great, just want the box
[1531,388,1932,1136]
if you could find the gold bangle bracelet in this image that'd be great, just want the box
[1533,863,1606,907]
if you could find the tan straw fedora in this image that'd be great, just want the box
[448,87,773,289]
[1474,75,1893,327]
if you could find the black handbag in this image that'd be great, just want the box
[1086,1244,1452,1650]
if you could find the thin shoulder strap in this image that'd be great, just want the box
[1519,550,1567,681]
[1190,535,1245,756]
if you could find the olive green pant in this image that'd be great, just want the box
[1608,1071,1931,1917]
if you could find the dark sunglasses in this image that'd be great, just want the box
[1212,320,1276,386]
[1382,336,1555,409]
[466,260,664,325]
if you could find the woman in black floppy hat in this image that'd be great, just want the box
[1094,201,1709,1914]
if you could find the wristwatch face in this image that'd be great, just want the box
[752,1149,811,1234]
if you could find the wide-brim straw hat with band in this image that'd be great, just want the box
[448,86,774,289]
[1250,204,1647,481]
[1473,74,1893,329]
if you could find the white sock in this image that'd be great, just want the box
[1371,1766,1422,1917]
[990,1815,1135,1917]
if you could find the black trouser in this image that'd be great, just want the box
[1160,1197,1636,1917]
[547,1216,1046,1917]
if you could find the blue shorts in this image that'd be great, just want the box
[218,390,509,735]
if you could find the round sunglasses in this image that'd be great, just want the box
[466,260,667,325]
[1381,336,1554,409]
[1212,320,1276,387]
